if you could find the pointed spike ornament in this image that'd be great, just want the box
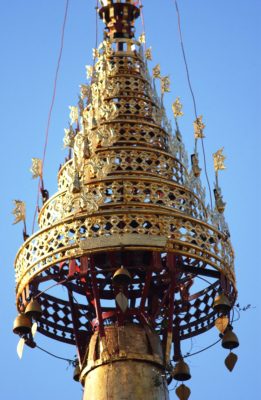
[225,352,238,372]
[176,384,191,400]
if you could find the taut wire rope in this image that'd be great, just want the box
[173,0,213,209]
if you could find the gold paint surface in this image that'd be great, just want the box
[82,324,169,400]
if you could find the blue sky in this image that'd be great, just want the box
[0,1,260,399]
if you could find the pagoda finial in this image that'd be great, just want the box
[98,0,140,39]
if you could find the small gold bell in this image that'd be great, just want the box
[213,293,231,314]
[222,327,239,350]
[13,314,32,335]
[172,359,191,381]
[176,384,191,400]
[25,299,42,320]
[73,362,81,382]
[112,266,131,286]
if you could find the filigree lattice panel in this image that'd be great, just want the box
[39,178,207,228]
[15,210,235,298]
[38,293,92,344]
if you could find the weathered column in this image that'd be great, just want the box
[81,324,169,400]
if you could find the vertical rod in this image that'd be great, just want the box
[89,256,105,337]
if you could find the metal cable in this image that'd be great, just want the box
[36,344,73,363]
[32,0,70,233]
[174,0,213,209]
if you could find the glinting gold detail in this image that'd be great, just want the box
[172,97,184,118]
[193,115,205,139]
[161,76,170,93]
[145,47,152,60]
[152,64,161,79]
[12,200,26,225]
[30,158,42,179]
[213,147,226,171]
[69,106,79,124]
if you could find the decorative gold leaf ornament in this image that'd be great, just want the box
[161,76,170,93]
[85,65,93,79]
[213,147,226,171]
[12,200,26,224]
[152,64,161,79]
[138,32,146,44]
[80,84,90,100]
[193,115,205,139]
[80,189,102,213]
[215,315,229,333]
[71,170,81,194]
[63,126,75,148]
[30,158,42,179]
[69,106,79,124]
[100,127,117,147]
[104,40,113,56]
[92,48,99,59]
[145,47,152,60]
[172,97,184,118]
[88,130,101,153]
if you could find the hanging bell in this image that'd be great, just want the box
[172,359,191,381]
[222,326,239,350]
[73,362,81,382]
[112,266,131,286]
[13,314,32,335]
[213,293,231,314]
[176,384,191,400]
[25,299,42,320]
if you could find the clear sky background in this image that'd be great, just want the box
[0,0,260,398]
